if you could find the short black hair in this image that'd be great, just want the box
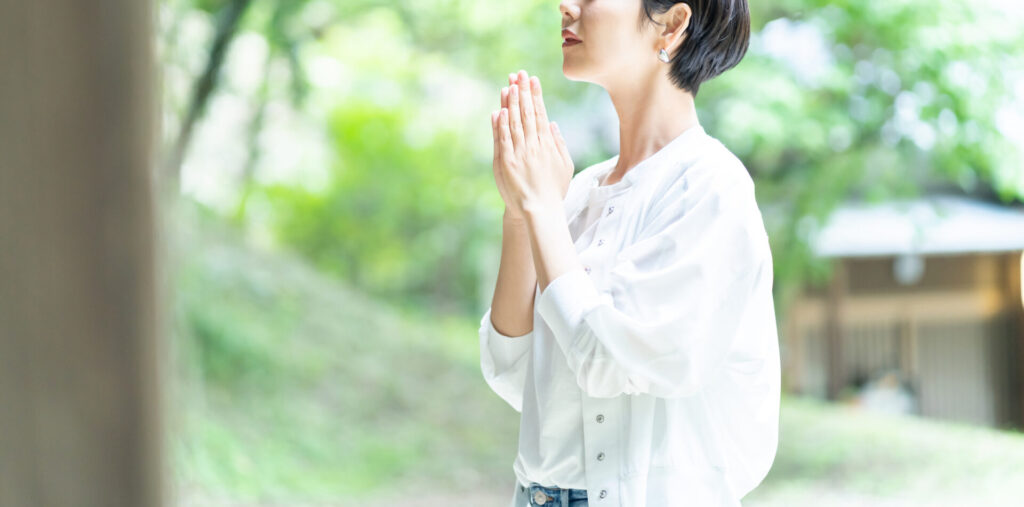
[638,0,750,97]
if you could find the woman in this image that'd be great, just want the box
[480,1,780,506]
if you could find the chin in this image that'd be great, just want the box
[561,61,586,82]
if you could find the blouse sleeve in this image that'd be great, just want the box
[536,170,771,399]
[478,307,534,412]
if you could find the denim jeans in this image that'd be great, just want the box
[521,481,589,507]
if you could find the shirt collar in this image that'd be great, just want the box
[590,123,708,198]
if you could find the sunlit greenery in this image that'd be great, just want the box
[161,0,1024,319]
[168,199,1024,505]
[160,0,1024,504]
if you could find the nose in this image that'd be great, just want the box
[559,0,579,21]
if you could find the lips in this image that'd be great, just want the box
[562,28,582,47]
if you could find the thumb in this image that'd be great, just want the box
[551,122,573,171]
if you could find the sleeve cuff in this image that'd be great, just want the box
[481,307,534,361]
[537,267,604,353]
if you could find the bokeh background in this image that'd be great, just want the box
[157,0,1024,505]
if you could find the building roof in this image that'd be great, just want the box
[808,194,1024,258]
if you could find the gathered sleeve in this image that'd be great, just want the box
[478,307,534,412]
[536,171,770,399]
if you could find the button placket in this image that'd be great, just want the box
[580,194,623,279]
[590,196,622,257]
[582,396,620,504]
[577,194,625,503]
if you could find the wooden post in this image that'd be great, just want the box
[0,1,164,506]
[1008,252,1024,428]
[784,290,804,394]
[825,259,847,401]
[899,313,918,397]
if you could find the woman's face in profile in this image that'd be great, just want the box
[559,0,660,87]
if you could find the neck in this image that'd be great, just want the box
[607,76,700,176]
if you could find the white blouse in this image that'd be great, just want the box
[479,124,780,507]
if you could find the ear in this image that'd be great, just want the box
[656,3,692,53]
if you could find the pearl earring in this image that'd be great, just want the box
[658,48,670,63]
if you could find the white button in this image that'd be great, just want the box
[600,489,608,498]
[607,206,614,215]
[597,239,604,246]
[596,414,604,423]
[597,452,605,461]
[584,266,591,274]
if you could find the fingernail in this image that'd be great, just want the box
[531,76,540,87]
[509,73,516,82]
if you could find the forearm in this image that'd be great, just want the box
[490,209,539,337]
[523,200,583,294]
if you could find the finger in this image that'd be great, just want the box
[516,70,537,144]
[491,110,499,164]
[507,81,525,150]
[551,122,573,169]
[498,109,517,171]
[497,110,520,191]
[499,109,525,191]
[501,86,508,110]
[530,76,552,139]
[493,110,507,189]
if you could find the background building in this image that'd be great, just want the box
[783,193,1024,429]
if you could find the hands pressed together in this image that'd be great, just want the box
[491,70,575,221]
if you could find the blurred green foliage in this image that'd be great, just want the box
[707,0,1024,297]
[161,0,1024,323]
[168,198,1024,504]
[159,0,1024,502]
[261,101,496,315]
[168,200,520,502]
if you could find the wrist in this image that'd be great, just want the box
[503,208,527,225]
[521,198,563,222]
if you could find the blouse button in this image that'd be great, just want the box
[597,239,604,246]
[596,414,604,423]
[599,489,608,499]
[584,266,591,274]
[607,206,614,215]
[597,452,605,461]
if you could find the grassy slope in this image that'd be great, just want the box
[168,199,1024,506]
[168,199,519,505]
[749,396,1024,506]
